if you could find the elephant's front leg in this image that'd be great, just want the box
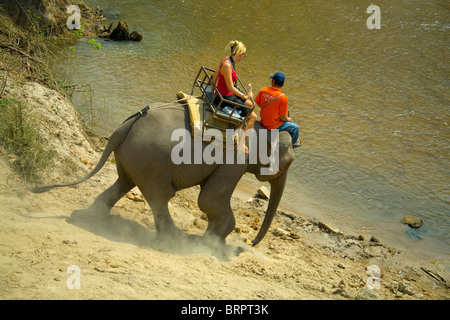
[198,164,246,241]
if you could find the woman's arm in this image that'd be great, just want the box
[221,63,252,100]
[212,66,220,92]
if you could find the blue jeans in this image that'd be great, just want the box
[277,121,299,144]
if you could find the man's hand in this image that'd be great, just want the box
[280,115,292,122]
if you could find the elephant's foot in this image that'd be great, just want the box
[203,230,227,245]
[200,232,247,260]
[87,200,114,218]
[155,224,185,242]
[203,216,236,242]
[152,225,189,253]
[67,200,112,224]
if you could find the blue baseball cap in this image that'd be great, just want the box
[270,72,285,82]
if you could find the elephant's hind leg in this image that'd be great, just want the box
[90,178,135,214]
[88,163,136,215]
[68,175,135,225]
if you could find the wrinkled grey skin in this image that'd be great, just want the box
[30,103,295,245]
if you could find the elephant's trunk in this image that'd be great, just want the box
[252,170,288,246]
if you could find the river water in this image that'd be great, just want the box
[63,0,449,264]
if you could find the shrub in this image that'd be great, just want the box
[0,97,55,180]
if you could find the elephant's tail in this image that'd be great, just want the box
[28,107,147,194]
[28,131,118,194]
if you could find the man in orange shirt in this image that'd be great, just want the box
[254,72,301,149]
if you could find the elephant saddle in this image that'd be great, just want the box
[176,91,243,149]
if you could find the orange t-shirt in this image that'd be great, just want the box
[255,87,288,130]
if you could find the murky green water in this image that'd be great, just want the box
[63,0,449,263]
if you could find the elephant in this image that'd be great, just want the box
[30,102,295,246]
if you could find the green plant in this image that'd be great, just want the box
[0,97,55,180]
[73,23,88,38]
[88,38,102,50]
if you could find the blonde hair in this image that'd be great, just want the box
[226,40,246,57]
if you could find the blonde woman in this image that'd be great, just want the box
[212,40,257,131]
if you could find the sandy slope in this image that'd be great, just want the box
[0,81,448,301]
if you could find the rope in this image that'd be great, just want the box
[118,98,190,146]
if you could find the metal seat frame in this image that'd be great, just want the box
[190,66,254,131]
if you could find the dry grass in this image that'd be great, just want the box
[0,11,68,180]
[0,9,64,93]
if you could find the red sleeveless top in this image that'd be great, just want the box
[216,59,237,97]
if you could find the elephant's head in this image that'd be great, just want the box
[246,122,295,245]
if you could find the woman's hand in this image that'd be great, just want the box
[244,92,254,100]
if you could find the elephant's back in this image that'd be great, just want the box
[127,102,190,144]
[114,102,190,165]
[113,102,216,190]
[144,102,190,133]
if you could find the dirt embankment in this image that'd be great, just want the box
[0,0,103,36]
[0,1,448,301]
